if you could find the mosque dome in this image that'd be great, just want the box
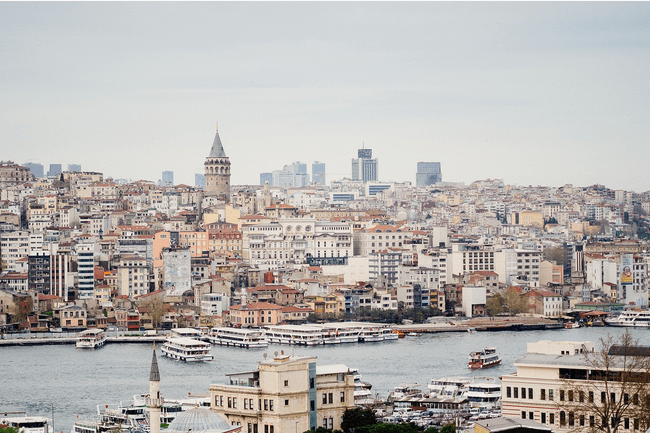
[165,407,234,433]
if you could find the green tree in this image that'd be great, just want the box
[341,408,377,433]
[504,287,529,315]
[557,331,650,433]
[486,293,505,316]
[0,427,20,433]
[424,427,439,433]
[440,424,456,433]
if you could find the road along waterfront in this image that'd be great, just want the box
[1,326,648,433]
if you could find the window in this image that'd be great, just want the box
[522,388,527,399]
[529,412,534,420]
[529,388,533,399]
[249,399,253,409]
[610,393,616,403]
[601,392,606,403]
[258,399,261,410]
[624,393,629,404]
[590,415,595,426]
[329,418,333,429]
[521,411,526,419]
[549,389,554,400]
[540,389,546,400]
[507,387,512,398]
[233,397,237,409]
[285,399,289,406]
[244,399,249,410]
[284,380,289,387]
[310,378,315,389]
[322,393,327,404]
[579,391,585,402]
[580,415,585,426]
[625,418,630,430]
[264,399,268,410]
[514,387,518,398]
[310,400,315,411]
[560,412,566,426]
[328,393,333,404]
[541,413,546,424]
[559,390,565,401]
[340,392,345,403]
[589,391,594,403]
[569,412,574,427]
[269,400,273,411]
[228,397,232,408]
[550,413,555,424]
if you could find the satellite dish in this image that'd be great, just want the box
[281,350,285,355]
[274,351,279,356]
[263,353,267,359]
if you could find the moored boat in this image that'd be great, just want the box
[76,329,107,349]
[468,347,501,369]
[207,327,268,348]
[1,413,50,433]
[161,337,213,362]
[605,310,650,327]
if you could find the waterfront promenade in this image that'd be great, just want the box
[0,316,566,346]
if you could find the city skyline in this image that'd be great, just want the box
[1,3,649,191]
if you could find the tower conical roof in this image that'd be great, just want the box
[209,128,226,158]
[150,346,160,382]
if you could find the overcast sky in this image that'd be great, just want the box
[1,2,649,191]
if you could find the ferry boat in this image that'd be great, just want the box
[1,413,50,433]
[358,326,383,343]
[428,377,472,398]
[387,383,425,402]
[207,327,268,348]
[465,377,501,411]
[381,326,400,340]
[169,327,204,339]
[161,337,213,362]
[349,368,377,405]
[76,329,107,349]
[605,310,650,327]
[468,347,501,369]
[264,324,324,345]
[320,323,361,343]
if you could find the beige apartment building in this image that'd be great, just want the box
[210,355,355,433]
[502,340,648,432]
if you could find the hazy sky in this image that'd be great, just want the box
[1,2,649,191]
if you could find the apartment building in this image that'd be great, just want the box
[209,355,355,433]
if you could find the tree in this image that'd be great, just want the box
[503,288,529,315]
[440,424,456,433]
[139,296,166,329]
[11,294,33,323]
[543,246,568,268]
[557,331,650,433]
[341,408,377,433]
[486,293,505,316]
[0,427,19,433]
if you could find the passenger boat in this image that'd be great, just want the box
[161,337,213,362]
[381,326,400,340]
[605,310,650,327]
[387,383,425,402]
[264,324,324,345]
[1,413,50,433]
[349,368,377,405]
[358,326,383,342]
[207,327,268,348]
[320,323,361,343]
[428,377,472,398]
[169,327,204,339]
[468,347,501,369]
[565,321,581,329]
[465,377,501,411]
[76,328,107,349]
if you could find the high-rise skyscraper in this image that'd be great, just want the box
[47,164,62,178]
[260,172,273,186]
[204,125,231,202]
[68,164,81,172]
[195,173,205,188]
[416,162,442,186]
[24,162,44,178]
[312,161,326,185]
[162,171,174,186]
[351,147,378,182]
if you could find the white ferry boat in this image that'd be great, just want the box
[207,327,268,348]
[161,337,213,362]
[428,377,472,398]
[468,347,501,369]
[169,327,204,339]
[387,383,424,402]
[465,377,501,411]
[381,326,400,340]
[320,323,361,343]
[76,329,107,349]
[349,368,378,405]
[1,413,50,433]
[605,310,650,327]
[358,326,383,342]
[264,324,324,345]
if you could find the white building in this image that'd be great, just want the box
[461,286,486,317]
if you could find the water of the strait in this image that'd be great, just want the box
[1,326,648,433]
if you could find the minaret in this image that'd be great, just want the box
[147,343,163,433]
[204,124,231,202]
